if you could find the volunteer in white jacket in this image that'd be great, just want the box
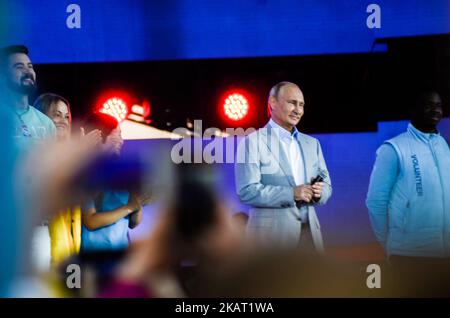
[366,91,450,259]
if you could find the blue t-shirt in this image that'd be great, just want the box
[81,191,130,252]
[10,105,56,153]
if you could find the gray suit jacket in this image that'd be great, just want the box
[234,123,332,252]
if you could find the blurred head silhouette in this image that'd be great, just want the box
[82,113,123,156]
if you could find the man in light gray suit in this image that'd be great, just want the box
[235,82,332,253]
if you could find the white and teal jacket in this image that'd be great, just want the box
[367,123,450,257]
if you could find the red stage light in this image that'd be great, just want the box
[223,93,249,121]
[99,97,128,123]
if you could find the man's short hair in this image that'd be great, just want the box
[0,45,30,72]
[268,81,298,101]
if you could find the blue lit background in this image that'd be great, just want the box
[1,0,449,63]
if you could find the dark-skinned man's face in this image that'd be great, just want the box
[412,92,443,129]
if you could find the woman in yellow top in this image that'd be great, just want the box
[34,94,101,265]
